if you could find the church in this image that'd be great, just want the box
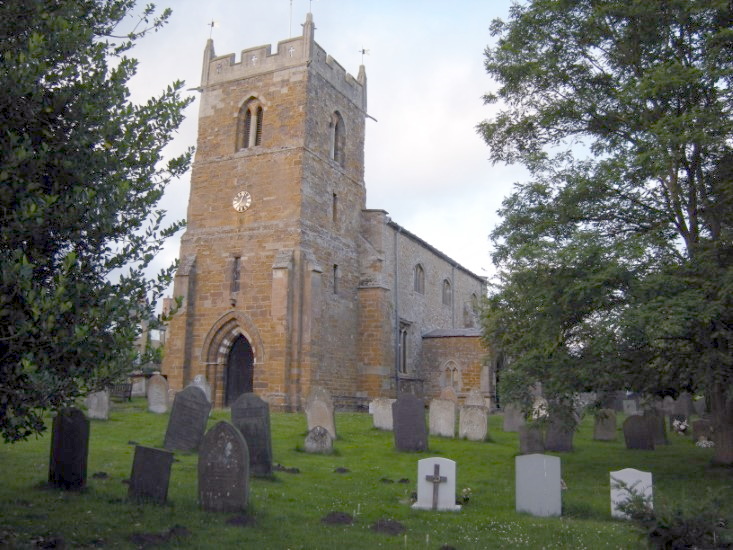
[161,13,494,411]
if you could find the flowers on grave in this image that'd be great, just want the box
[672,418,689,435]
[695,437,715,448]
[460,487,472,504]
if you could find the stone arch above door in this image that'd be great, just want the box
[201,311,265,366]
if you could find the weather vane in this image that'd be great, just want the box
[359,47,370,64]
[208,20,218,39]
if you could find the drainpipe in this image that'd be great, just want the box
[393,225,401,395]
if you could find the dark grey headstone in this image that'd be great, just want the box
[502,402,525,432]
[230,393,273,476]
[623,415,655,450]
[593,409,617,441]
[692,418,714,442]
[392,393,428,452]
[693,396,707,417]
[544,416,574,452]
[518,424,545,454]
[673,392,695,417]
[198,421,249,513]
[163,386,211,452]
[48,408,89,490]
[644,409,668,445]
[304,426,333,454]
[128,446,174,504]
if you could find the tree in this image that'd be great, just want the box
[478,0,733,464]
[0,1,192,442]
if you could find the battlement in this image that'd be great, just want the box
[201,13,366,110]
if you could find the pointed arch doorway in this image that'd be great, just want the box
[226,335,254,406]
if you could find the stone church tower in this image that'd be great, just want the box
[163,14,492,411]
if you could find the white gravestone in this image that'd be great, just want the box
[463,388,486,408]
[429,399,456,438]
[371,398,395,431]
[622,399,639,416]
[305,386,336,439]
[146,374,169,414]
[515,454,562,517]
[84,390,110,420]
[412,457,461,511]
[459,405,488,441]
[610,468,653,519]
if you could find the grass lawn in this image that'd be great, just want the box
[1,399,731,549]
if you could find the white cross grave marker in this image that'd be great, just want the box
[412,457,461,511]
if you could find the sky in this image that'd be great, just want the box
[126,0,529,290]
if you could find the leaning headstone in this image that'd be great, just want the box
[519,424,545,454]
[304,426,333,454]
[84,390,110,420]
[463,388,486,408]
[644,409,668,445]
[458,405,488,441]
[502,403,525,432]
[392,393,428,452]
[305,386,336,439]
[544,416,574,452]
[412,457,461,511]
[147,374,169,414]
[429,399,456,438]
[439,386,459,404]
[128,446,174,504]
[189,374,212,403]
[48,408,89,490]
[622,399,639,416]
[163,386,211,452]
[198,421,249,513]
[230,393,273,476]
[371,397,395,430]
[610,468,653,519]
[623,415,655,450]
[515,454,562,517]
[692,418,714,442]
[593,409,617,441]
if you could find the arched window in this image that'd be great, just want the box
[442,279,452,306]
[414,264,425,294]
[330,111,345,166]
[441,360,461,390]
[398,321,410,374]
[237,97,264,150]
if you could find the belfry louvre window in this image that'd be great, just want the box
[238,98,264,150]
[330,111,345,166]
[414,264,425,294]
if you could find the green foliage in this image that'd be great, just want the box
[0,1,193,442]
[479,0,733,462]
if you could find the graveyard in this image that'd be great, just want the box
[1,396,731,549]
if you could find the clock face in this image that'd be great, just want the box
[232,190,252,212]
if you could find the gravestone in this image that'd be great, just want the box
[130,374,147,397]
[147,374,169,414]
[693,396,707,417]
[458,405,488,441]
[610,468,653,519]
[198,421,249,513]
[190,374,212,403]
[304,426,333,454]
[593,409,617,441]
[673,392,695,417]
[644,409,668,445]
[518,424,545,454]
[692,418,714,442]
[622,415,655,450]
[392,393,428,452]
[412,457,461,511]
[622,399,639,416]
[463,388,486,408]
[544,416,574,452]
[48,408,89,490]
[515,454,562,517]
[128,445,174,504]
[230,393,273,476]
[84,390,110,420]
[163,386,211,452]
[371,397,395,430]
[305,386,336,439]
[429,399,456,438]
[439,386,459,404]
[502,403,525,432]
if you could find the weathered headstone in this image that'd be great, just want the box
[371,397,395,430]
[463,388,486,408]
[128,446,174,504]
[48,408,89,490]
[439,386,459,404]
[644,409,668,445]
[189,374,212,403]
[429,399,456,438]
[458,405,488,441]
[230,393,273,476]
[392,393,428,452]
[130,374,147,397]
[610,468,653,519]
[84,390,110,420]
[198,421,249,513]
[622,415,655,450]
[304,426,333,454]
[412,457,461,511]
[502,403,525,432]
[622,399,639,416]
[693,396,707,417]
[147,374,169,414]
[692,418,714,442]
[515,454,562,517]
[593,409,617,441]
[518,424,545,454]
[661,395,676,415]
[163,386,211,452]
[673,392,695,417]
[544,416,574,452]
[305,386,336,439]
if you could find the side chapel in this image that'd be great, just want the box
[161,14,495,410]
